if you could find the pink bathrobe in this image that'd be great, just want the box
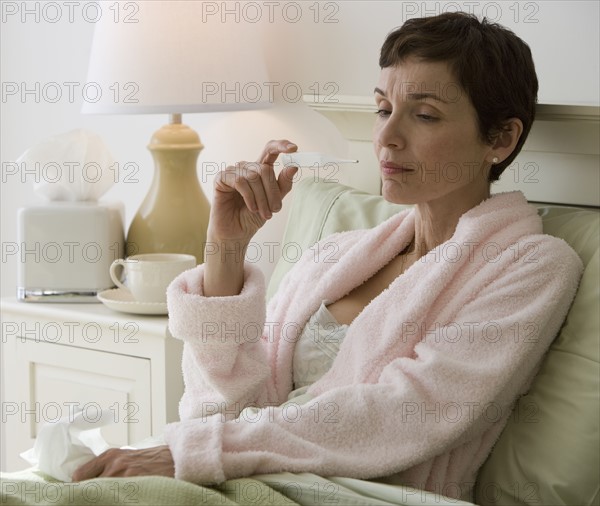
[164,191,582,498]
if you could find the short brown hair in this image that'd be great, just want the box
[380,12,538,182]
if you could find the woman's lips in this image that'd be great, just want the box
[380,161,416,175]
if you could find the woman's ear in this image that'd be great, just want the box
[489,117,524,164]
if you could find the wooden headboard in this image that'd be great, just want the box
[305,95,600,208]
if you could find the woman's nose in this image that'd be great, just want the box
[375,114,406,150]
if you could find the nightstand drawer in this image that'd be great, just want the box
[1,298,183,473]
[3,338,152,471]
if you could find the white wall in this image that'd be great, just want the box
[2,0,599,298]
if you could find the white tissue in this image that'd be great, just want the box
[279,152,358,167]
[20,410,114,482]
[16,129,116,201]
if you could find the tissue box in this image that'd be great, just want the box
[17,202,125,302]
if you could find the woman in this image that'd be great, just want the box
[74,12,582,500]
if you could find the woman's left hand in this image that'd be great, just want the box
[71,445,174,481]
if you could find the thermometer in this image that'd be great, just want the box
[279,152,359,167]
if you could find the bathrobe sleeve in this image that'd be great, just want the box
[166,262,273,421]
[165,230,350,422]
[163,234,582,485]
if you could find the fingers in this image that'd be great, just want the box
[240,161,275,219]
[72,447,174,480]
[215,162,271,219]
[71,449,114,481]
[216,140,299,220]
[254,139,300,212]
[278,165,299,199]
[257,139,298,166]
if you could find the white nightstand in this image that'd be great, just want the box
[0,298,184,472]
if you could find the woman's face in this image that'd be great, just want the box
[374,58,494,206]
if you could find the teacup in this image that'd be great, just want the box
[109,253,196,303]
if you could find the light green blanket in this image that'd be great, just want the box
[1,468,477,506]
[0,470,295,505]
[3,470,295,506]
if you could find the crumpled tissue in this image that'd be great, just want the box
[20,410,114,482]
[16,129,116,201]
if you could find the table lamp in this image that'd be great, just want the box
[82,1,271,263]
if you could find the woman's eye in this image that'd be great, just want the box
[416,114,438,122]
[375,109,391,117]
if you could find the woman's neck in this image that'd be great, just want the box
[412,185,490,257]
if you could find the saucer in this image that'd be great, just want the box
[97,288,168,315]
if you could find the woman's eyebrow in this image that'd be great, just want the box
[407,92,448,103]
[374,87,449,104]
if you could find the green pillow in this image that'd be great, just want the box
[268,179,599,506]
[475,207,600,506]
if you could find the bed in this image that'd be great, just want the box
[1,99,598,506]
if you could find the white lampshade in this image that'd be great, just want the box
[82,0,271,114]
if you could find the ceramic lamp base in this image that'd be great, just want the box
[126,116,210,264]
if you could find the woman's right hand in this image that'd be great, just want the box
[208,139,299,246]
[203,140,299,297]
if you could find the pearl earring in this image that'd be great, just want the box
[492,157,499,164]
